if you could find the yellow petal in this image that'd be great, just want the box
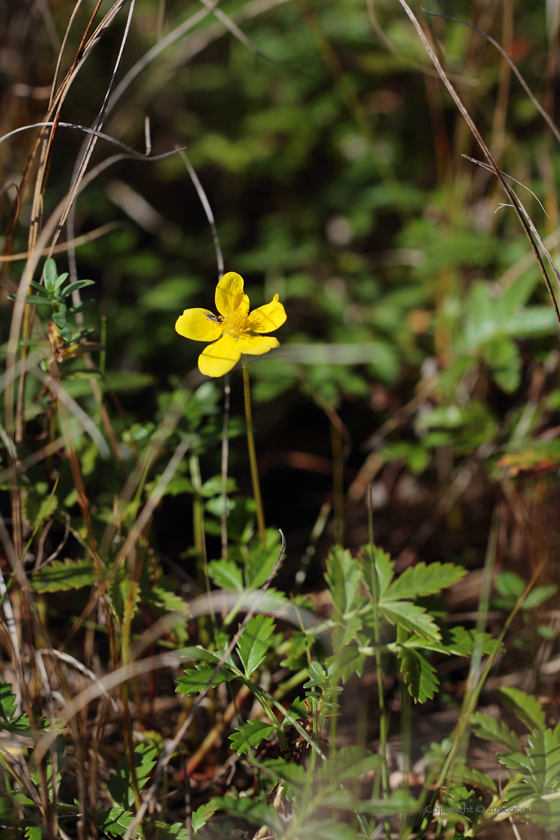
[246,294,287,334]
[236,335,280,356]
[215,272,250,316]
[176,309,222,342]
[198,335,241,377]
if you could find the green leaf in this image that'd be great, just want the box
[400,648,438,703]
[24,827,42,840]
[60,279,95,297]
[360,544,394,600]
[237,614,275,678]
[379,600,441,641]
[403,626,496,657]
[7,294,51,306]
[326,545,363,616]
[96,807,134,837]
[521,730,560,793]
[0,683,30,733]
[25,492,58,529]
[108,744,157,809]
[503,782,560,828]
[385,562,467,601]
[498,686,546,731]
[229,720,274,755]
[470,712,521,752]
[43,259,58,291]
[484,337,521,393]
[261,757,306,785]
[145,584,186,614]
[495,571,525,599]
[31,559,96,592]
[523,585,558,610]
[327,644,366,683]
[244,530,283,588]
[448,764,497,793]
[206,795,282,833]
[319,746,381,784]
[66,299,95,316]
[0,683,17,722]
[176,665,237,695]
[191,802,218,833]
[52,311,67,328]
[28,280,50,296]
[207,559,243,592]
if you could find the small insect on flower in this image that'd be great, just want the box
[175,272,287,377]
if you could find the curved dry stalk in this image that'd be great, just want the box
[33,533,286,775]
[422,8,560,147]
[29,367,110,458]
[130,588,325,660]
[122,531,286,840]
[396,0,560,331]
[35,649,119,712]
[0,221,122,263]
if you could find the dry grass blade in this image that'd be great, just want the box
[422,8,560,146]
[0,221,122,262]
[396,0,560,330]
[122,531,287,840]
[36,649,119,711]
[29,367,110,458]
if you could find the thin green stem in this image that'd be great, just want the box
[242,355,266,545]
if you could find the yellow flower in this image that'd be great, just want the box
[175,272,287,377]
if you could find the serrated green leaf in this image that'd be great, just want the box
[471,712,521,752]
[191,802,218,833]
[244,530,283,588]
[448,764,497,793]
[96,807,135,837]
[403,626,496,657]
[379,600,441,641]
[498,686,546,731]
[207,559,243,592]
[360,544,394,600]
[207,795,282,833]
[108,744,157,809]
[229,720,274,755]
[24,827,42,840]
[327,645,366,683]
[503,783,560,828]
[524,730,560,792]
[385,562,467,601]
[145,585,186,614]
[237,614,275,678]
[176,665,237,695]
[320,746,381,784]
[0,683,18,723]
[498,751,533,774]
[325,545,363,616]
[400,648,438,703]
[31,559,96,592]
[261,757,306,785]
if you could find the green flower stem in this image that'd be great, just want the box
[242,355,266,546]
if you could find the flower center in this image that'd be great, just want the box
[221,309,248,339]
